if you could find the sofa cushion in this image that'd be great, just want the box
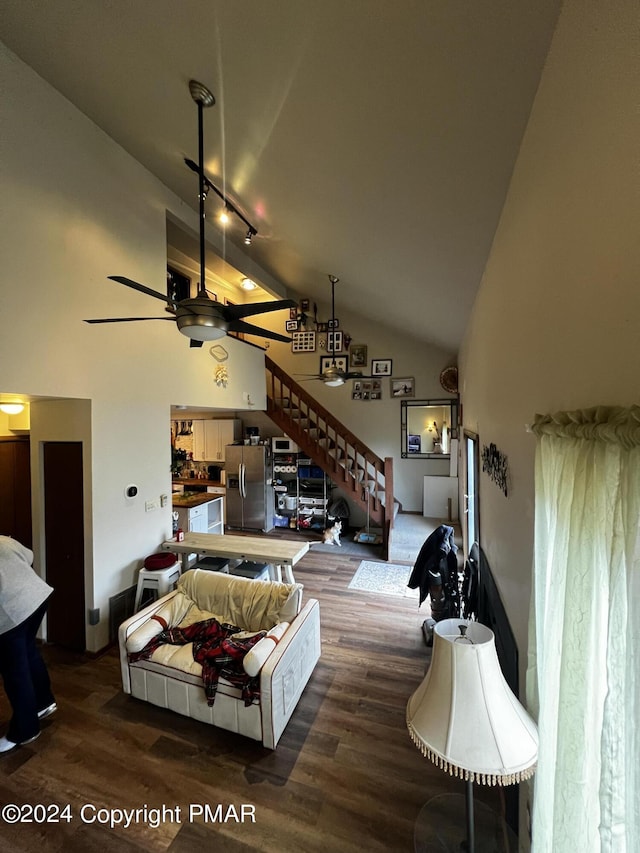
[243,637,277,677]
[148,642,203,676]
[177,570,302,632]
[125,592,194,653]
[266,622,290,642]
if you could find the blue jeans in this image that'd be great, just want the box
[0,599,55,743]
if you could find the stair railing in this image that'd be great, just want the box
[265,356,395,543]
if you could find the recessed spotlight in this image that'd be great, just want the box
[241,278,257,290]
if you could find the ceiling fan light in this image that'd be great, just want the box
[324,377,345,387]
[0,403,25,415]
[179,324,228,342]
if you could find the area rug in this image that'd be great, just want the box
[348,561,419,598]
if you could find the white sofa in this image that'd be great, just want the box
[118,568,321,749]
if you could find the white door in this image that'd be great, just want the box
[463,431,480,554]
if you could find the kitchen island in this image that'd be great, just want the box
[172,494,224,536]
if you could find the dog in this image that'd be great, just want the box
[322,520,342,546]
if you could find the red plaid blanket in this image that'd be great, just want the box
[128,618,266,706]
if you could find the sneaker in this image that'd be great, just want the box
[0,732,40,754]
[37,702,57,720]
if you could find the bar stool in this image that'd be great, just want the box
[134,561,181,611]
[193,556,230,573]
[229,561,270,581]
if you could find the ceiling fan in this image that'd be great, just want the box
[85,80,296,348]
[297,275,372,387]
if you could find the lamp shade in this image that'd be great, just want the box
[407,619,538,786]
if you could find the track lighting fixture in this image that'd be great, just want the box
[184,158,259,245]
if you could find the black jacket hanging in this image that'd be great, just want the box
[407,524,460,618]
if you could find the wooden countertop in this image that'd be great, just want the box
[172,494,223,509]
[172,478,225,487]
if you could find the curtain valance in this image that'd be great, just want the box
[528,405,640,448]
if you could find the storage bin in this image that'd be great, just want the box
[273,515,289,528]
[298,465,324,479]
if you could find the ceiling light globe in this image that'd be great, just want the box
[241,278,257,290]
[0,403,25,415]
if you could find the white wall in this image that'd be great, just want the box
[459,0,640,679]
[0,45,270,651]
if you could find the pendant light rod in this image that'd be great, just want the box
[196,96,207,297]
[328,274,339,364]
[187,79,258,270]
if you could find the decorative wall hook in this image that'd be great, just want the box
[214,365,228,387]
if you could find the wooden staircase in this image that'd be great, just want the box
[265,356,396,557]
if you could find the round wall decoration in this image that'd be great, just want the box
[439,365,458,394]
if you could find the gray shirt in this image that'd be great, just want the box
[0,536,53,635]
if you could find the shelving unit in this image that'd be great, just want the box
[272,453,331,531]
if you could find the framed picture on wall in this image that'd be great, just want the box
[327,331,343,352]
[371,358,392,376]
[320,355,347,374]
[350,344,368,367]
[285,319,299,332]
[291,331,317,352]
[391,376,415,398]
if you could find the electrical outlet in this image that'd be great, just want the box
[145,499,159,512]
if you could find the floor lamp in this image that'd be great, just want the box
[406,619,538,852]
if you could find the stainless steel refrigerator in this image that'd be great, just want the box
[225,444,274,532]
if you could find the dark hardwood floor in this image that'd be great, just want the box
[0,543,503,852]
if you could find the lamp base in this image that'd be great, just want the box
[414,794,518,853]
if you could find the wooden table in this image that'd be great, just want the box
[161,532,309,584]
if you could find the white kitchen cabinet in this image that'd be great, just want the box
[175,502,208,534]
[192,419,241,462]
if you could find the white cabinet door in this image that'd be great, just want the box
[193,419,241,462]
[189,511,208,534]
[188,503,208,533]
[218,420,239,461]
[203,420,221,461]
[192,421,206,461]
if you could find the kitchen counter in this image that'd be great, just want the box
[172,493,221,509]
[172,478,225,488]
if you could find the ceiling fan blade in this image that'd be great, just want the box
[108,276,176,306]
[228,320,292,342]
[84,317,176,324]
[189,339,204,348]
[223,299,297,321]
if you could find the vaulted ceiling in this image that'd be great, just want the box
[1,0,561,353]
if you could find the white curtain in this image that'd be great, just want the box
[527,406,640,853]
